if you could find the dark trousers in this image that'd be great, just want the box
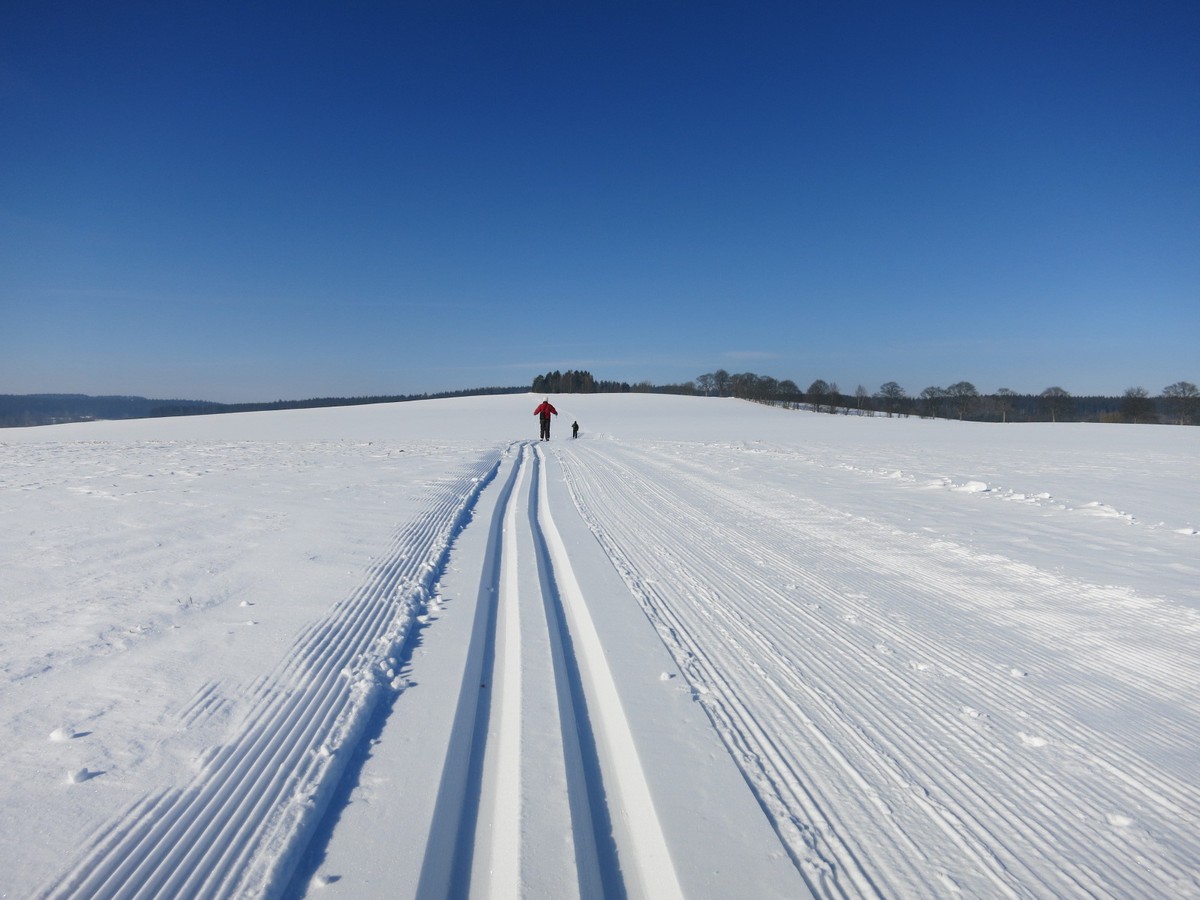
[539,415,551,440]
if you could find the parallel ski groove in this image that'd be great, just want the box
[420,442,683,899]
[525,456,609,896]
[556,440,1200,898]
[420,444,617,898]
[533,446,684,900]
[415,448,524,898]
[482,442,526,896]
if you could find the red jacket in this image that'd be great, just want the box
[534,401,558,418]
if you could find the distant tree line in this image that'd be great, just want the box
[531,370,633,394]
[0,394,216,428]
[9,376,1196,429]
[679,372,1198,425]
[0,386,527,428]
[153,385,526,418]
[529,369,1198,425]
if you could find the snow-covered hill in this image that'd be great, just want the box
[3,394,1198,897]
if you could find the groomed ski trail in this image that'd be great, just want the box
[39,454,504,900]
[555,438,1200,899]
[39,437,802,900]
[415,442,684,900]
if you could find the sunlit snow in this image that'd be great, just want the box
[3,394,1198,898]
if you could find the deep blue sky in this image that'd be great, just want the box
[3,1,1197,402]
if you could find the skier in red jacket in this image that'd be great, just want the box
[533,398,558,440]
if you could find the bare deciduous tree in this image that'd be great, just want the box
[1162,381,1199,425]
[713,369,730,397]
[1040,386,1072,423]
[1120,387,1155,424]
[945,382,978,420]
[995,388,1017,423]
[919,386,945,419]
[779,380,801,407]
[807,379,831,413]
[875,382,906,417]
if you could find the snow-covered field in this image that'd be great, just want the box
[3,393,1198,898]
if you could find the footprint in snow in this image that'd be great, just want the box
[1018,732,1048,748]
[1106,812,1135,828]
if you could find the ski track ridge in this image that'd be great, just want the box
[39,453,504,900]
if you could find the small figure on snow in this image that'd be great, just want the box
[571,420,579,439]
[534,397,558,440]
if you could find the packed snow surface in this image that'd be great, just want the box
[2,393,1198,898]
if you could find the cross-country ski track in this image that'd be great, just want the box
[6,394,1199,898]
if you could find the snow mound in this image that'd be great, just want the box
[953,480,991,493]
[1080,502,1135,523]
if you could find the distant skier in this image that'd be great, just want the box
[534,397,558,441]
[571,420,579,439]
